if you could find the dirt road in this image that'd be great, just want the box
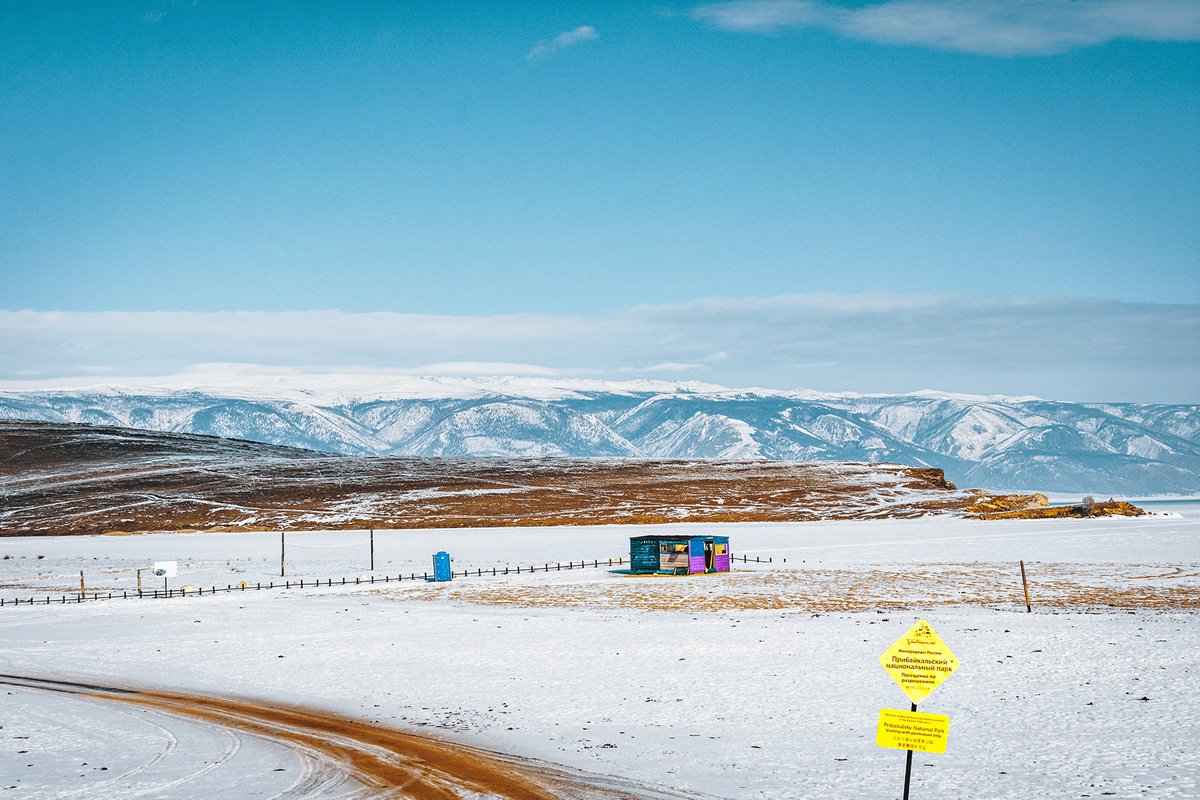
[1,674,708,800]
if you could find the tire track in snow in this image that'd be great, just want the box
[0,674,718,800]
[0,675,364,800]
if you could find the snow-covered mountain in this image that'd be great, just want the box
[1,380,1197,495]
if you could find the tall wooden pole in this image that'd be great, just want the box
[281,531,286,577]
[1020,560,1032,613]
[80,571,85,597]
[370,529,374,571]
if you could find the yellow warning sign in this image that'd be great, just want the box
[876,708,949,753]
[879,619,960,704]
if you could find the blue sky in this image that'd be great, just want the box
[1,1,1198,399]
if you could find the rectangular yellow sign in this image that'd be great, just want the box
[876,708,949,754]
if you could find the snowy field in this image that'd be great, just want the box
[2,504,1198,799]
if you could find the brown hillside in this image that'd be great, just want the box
[0,419,1133,536]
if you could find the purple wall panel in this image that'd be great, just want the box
[715,554,730,572]
[689,555,705,574]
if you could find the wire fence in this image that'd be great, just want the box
[0,554,781,607]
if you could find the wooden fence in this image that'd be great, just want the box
[1,554,780,607]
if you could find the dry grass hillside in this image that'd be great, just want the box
[0,420,1135,536]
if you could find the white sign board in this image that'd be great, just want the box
[152,561,177,578]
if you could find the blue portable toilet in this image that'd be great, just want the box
[431,551,452,582]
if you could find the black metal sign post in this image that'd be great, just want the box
[370,529,374,571]
[901,701,917,800]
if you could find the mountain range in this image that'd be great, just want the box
[1,379,1197,496]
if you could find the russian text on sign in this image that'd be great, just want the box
[878,619,961,704]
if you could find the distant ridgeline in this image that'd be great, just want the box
[0,386,1197,495]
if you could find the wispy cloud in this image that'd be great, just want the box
[618,362,705,373]
[526,25,599,60]
[692,0,824,32]
[690,0,1200,55]
[407,361,567,376]
[1,295,1195,402]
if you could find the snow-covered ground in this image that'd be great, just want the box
[2,505,1198,798]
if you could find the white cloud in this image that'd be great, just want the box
[407,361,567,376]
[690,0,1200,55]
[618,362,705,373]
[0,295,1195,402]
[691,0,824,32]
[526,25,599,60]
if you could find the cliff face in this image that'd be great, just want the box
[972,499,1145,520]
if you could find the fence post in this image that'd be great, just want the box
[1020,560,1032,613]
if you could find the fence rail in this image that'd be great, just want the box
[1,553,781,607]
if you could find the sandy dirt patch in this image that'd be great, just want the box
[386,562,1200,613]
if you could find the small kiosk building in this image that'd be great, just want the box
[629,535,731,575]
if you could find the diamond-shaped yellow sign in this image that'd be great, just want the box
[879,619,961,704]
